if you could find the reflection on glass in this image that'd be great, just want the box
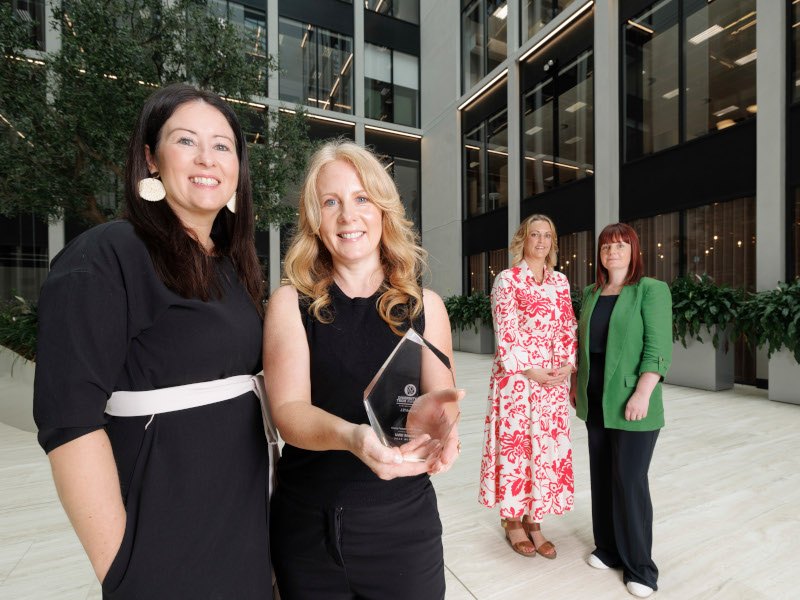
[365,44,393,121]
[488,248,508,284]
[487,0,508,73]
[210,0,268,90]
[487,110,509,213]
[624,0,680,160]
[523,77,555,197]
[557,49,594,185]
[365,0,420,24]
[522,0,574,41]
[557,230,594,291]
[793,0,800,103]
[0,214,48,301]
[685,197,755,290]
[469,252,489,294]
[630,212,681,282]
[278,18,354,114]
[391,157,421,232]
[684,0,757,140]
[462,1,485,91]
[464,123,485,217]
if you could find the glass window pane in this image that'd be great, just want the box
[556,230,594,291]
[685,197,756,290]
[522,0,575,41]
[279,18,311,106]
[556,49,594,185]
[794,188,800,278]
[462,1,485,92]
[684,0,757,140]
[9,0,46,50]
[365,0,420,24]
[317,29,354,114]
[365,43,392,121]
[629,212,681,282]
[623,0,680,160]
[487,109,508,212]
[393,51,419,127]
[469,253,488,294]
[487,1,508,72]
[464,123,485,217]
[0,214,49,301]
[488,248,508,285]
[523,77,555,197]
[393,157,421,232]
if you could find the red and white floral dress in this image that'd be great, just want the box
[478,262,578,521]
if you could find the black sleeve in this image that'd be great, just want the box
[33,228,129,453]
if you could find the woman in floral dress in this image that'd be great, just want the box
[479,214,578,558]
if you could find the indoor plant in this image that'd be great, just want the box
[666,275,741,391]
[444,293,494,354]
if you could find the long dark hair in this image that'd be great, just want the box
[123,84,263,315]
[593,223,644,291]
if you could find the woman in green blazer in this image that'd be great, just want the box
[570,223,672,599]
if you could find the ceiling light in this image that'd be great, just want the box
[493,5,508,20]
[716,118,735,130]
[526,125,543,135]
[518,1,594,63]
[565,101,587,113]
[734,50,757,66]
[662,88,679,100]
[746,104,757,114]
[627,20,654,35]
[564,136,582,145]
[713,105,738,117]
[689,24,723,45]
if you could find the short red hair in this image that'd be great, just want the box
[594,223,644,290]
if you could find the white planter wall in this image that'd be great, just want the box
[0,346,36,432]
[768,349,800,404]
[665,328,734,391]
[451,329,460,351]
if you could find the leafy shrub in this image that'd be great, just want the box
[670,275,742,348]
[0,295,38,362]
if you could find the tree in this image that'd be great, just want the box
[0,0,312,228]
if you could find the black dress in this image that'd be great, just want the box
[270,283,445,600]
[33,221,271,599]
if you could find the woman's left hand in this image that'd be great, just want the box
[624,391,650,421]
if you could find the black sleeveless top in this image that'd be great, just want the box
[276,283,429,507]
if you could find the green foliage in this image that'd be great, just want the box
[0,296,37,362]
[444,293,492,333]
[0,0,312,228]
[670,274,742,348]
[737,279,800,362]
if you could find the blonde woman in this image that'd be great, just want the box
[264,141,462,599]
[478,214,577,558]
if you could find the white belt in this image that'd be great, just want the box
[105,374,280,496]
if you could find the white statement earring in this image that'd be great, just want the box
[226,192,237,213]
[138,175,166,202]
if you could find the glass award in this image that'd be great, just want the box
[363,328,460,462]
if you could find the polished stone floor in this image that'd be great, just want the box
[1,351,799,599]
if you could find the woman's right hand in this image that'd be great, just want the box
[524,368,564,387]
[348,424,432,480]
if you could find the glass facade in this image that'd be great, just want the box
[468,249,508,294]
[522,49,593,198]
[0,214,48,302]
[385,156,421,232]
[623,0,757,159]
[624,0,680,161]
[630,211,681,282]
[464,109,508,217]
[365,0,420,24]
[462,0,508,92]
[522,0,574,41]
[209,0,268,90]
[365,43,419,127]
[278,18,354,114]
[684,0,757,140]
[557,230,594,291]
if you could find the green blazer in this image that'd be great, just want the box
[576,277,672,431]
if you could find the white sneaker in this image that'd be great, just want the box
[626,581,654,597]
[586,553,610,569]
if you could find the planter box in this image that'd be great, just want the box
[0,345,37,432]
[459,323,495,354]
[768,349,800,405]
[451,329,460,351]
[665,328,734,391]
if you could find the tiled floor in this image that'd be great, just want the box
[2,352,799,599]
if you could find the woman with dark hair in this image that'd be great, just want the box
[571,223,672,598]
[33,83,274,599]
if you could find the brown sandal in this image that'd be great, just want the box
[522,516,557,559]
[501,519,537,557]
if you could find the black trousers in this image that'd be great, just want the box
[270,483,445,600]
[586,422,660,590]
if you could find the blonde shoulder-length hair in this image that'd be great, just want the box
[283,140,426,334]
[508,214,559,268]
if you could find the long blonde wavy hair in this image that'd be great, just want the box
[283,140,426,334]
[509,214,559,268]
